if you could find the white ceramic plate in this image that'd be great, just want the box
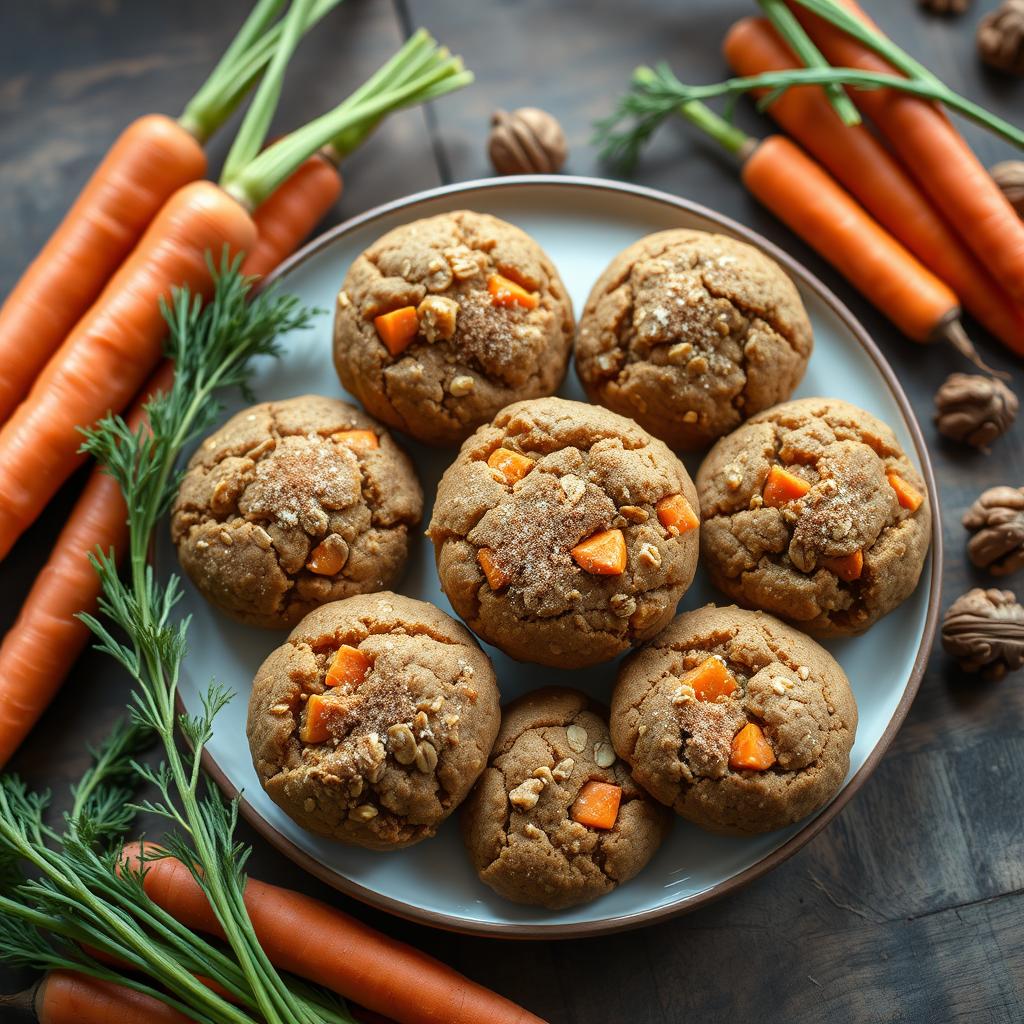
[166,177,941,937]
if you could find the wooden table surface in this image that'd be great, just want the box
[2,2,1022,1021]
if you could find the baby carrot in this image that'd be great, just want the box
[0,363,172,768]
[121,843,547,1024]
[723,16,1024,356]
[790,0,1024,312]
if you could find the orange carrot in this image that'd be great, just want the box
[724,16,1024,355]
[487,448,535,485]
[333,429,380,451]
[730,722,776,771]
[681,656,738,702]
[373,307,420,356]
[240,152,342,279]
[790,0,1024,311]
[761,464,811,507]
[887,471,924,511]
[121,843,547,1024]
[571,529,628,575]
[656,494,699,534]
[325,645,372,688]
[0,182,256,562]
[487,274,539,309]
[741,134,961,344]
[25,970,194,1024]
[478,547,510,591]
[300,693,339,744]
[0,117,205,425]
[0,361,173,768]
[570,781,623,830]
[821,549,864,582]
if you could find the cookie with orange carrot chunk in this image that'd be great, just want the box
[611,605,857,835]
[171,396,422,629]
[461,688,670,908]
[428,397,701,668]
[332,210,574,446]
[248,592,500,850]
[575,229,813,450]
[696,397,931,636]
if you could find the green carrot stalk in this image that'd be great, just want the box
[757,0,860,126]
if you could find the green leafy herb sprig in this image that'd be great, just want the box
[0,257,354,1024]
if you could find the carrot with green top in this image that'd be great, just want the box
[0,0,343,424]
[788,0,1024,312]
[0,27,472,562]
[723,15,1024,356]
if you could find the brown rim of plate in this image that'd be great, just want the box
[186,175,943,939]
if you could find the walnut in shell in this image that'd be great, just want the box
[942,588,1024,679]
[963,486,1024,576]
[488,107,567,175]
[991,160,1024,217]
[934,373,1018,449]
[977,0,1024,75]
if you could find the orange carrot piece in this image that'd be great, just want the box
[333,429,379,451]
[729,722,776,771]
[300,693,345,744]
[33,970,193,1024]
[240,153,342,279]
[477,548,510,591]
[682,655,738,702]
[120,843,547,1024]
[373,307,419,356]
[570,781,622,830]
[723,17,1024,355]
[0,115,206,425]
[487,447,535,485]
[761,465,811,507]
[0,180,256,562]
[0,361,173,768]
[821,549,864,582]
[742,135,959,344]
[325,644,372,689]
[791,0,1024,314]
[887,471,924,511]
[571,529,627,575]
[306,540,347,576]
[488,274,539,310]
[656,493,699,534]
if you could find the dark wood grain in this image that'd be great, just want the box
[0,1,1022,1022]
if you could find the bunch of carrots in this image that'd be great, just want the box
[0,4,545,1022]
[0,3,470,765]
[599,0,1024,370]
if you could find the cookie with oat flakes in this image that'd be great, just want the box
[427,397,701,668]
[575,229,812,450]
[171,395,422,629]
[461,687,670,909]
[247,592,500,850]
[696,396,931,635]
[333,209,575,447]
[610,605,857,835]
